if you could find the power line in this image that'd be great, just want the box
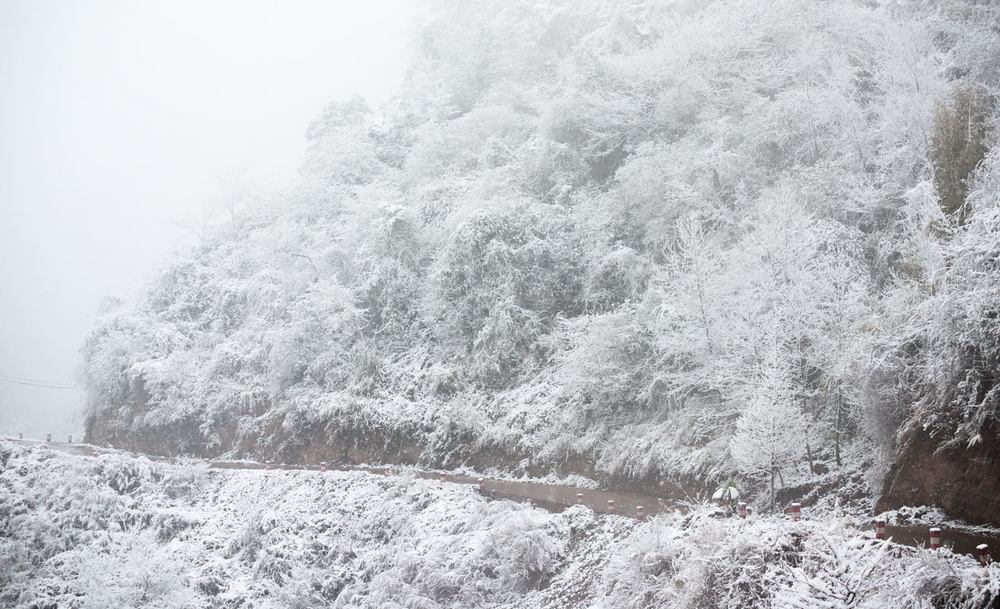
[0,373,79,390]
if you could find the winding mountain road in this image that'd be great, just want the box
[4,435,998,562]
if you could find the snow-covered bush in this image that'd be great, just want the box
[3,444,997,608]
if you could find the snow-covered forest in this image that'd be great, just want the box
[4,444,999,608]
[79,0,1000,522]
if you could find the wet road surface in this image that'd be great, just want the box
[209,459,676,518]
[884,524,1000,562]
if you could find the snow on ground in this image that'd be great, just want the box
[880,505,1000,538]
[1,441,997,609]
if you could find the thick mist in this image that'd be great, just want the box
[0,0,414,439]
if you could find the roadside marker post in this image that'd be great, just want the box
[738,501,747,519]
[875,519,886,540]
[977,544,990,566]
[320,461,328,470]
[929,527,941,550]
[576,492,584,505]
[265,460,273,470]
[46,433,51,443]
[636,505,645,519]
[608,499,615,513]
[790,502,801,522]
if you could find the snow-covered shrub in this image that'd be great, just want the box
[472,510,568,592]
[775,528,893,608]
[4,445,997,609]
[98,454,159,495]
[72,531,198,609]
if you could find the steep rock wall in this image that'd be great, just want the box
[877,422,1000,527]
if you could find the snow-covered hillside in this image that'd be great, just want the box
[77,0,1000,521]
[3,443,997,608]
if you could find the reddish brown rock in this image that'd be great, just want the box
[877,423,1000,527]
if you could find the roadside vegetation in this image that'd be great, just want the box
[3,444,998,609]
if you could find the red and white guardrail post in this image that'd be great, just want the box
[929,527,941,550]
[636,505,645,519]
[576,493,584,505]
[875,519,886,540]
[607,499,615,513]
[790,502,801,522]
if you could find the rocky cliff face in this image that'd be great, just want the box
[877,422,1000,527]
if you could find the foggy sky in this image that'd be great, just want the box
[0,0,415,439]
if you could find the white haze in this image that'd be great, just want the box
[0,0,415,439]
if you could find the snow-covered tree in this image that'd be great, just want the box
[730,339,810,508]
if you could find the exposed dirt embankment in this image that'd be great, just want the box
[877,422,1000,527]
[85,407,703,501]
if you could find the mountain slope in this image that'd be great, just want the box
[81,0,1000,519]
